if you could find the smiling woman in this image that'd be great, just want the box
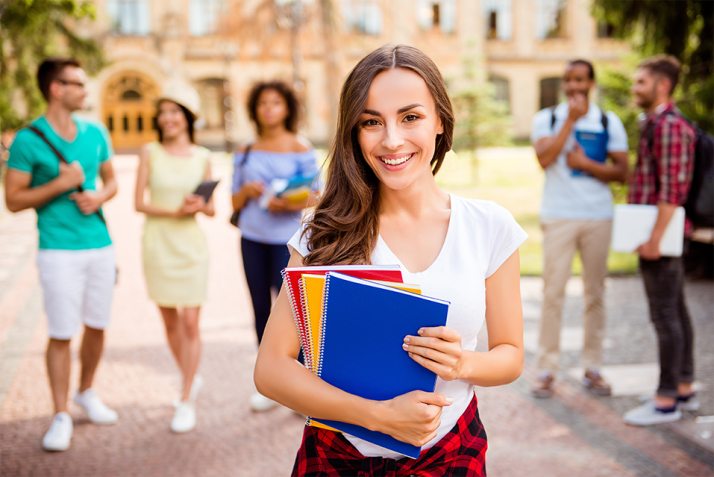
[253,44,528,476]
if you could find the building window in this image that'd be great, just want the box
[597,21,616,38]
[196,79,227,130]
[416,0,456,34]
[535,0,567,40]
[340,0,383,36]
[106,0,151,36]
[189,0,225,37]
[483,0,512,40]
[490,76,510,107]
[540,77,562,109]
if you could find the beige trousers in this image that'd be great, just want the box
[537,219,612,374]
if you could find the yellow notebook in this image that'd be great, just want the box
[300,274,421,432]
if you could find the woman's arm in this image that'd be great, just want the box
[254,249,452,447]
[134,145,181,218]
[404,250,524,386]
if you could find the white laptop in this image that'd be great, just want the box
[611,204,685,257]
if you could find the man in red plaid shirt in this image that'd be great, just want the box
[624,55,698,426]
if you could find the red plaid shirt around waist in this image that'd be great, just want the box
[291,395,487,477]
[628,102,697,235]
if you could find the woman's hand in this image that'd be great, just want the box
[175,194,206,217]
[374,391,452,447]
[242,181,265,199]
[403,326,464,381]
[267,196,294,213]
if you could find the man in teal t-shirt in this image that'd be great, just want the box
[4,58,119,452]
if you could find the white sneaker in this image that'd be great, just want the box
[624,400,682,426]
[74,389,118,425]
[249,392,278,412]
[172,375,204,408]
[638,393,702,412]
[42,412,73,451]
[171,402,196,433]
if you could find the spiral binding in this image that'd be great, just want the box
[316,273,331,377]
[298,276,316,373]
[281,269,312,368]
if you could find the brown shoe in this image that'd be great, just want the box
[583,368,611,395]
[531,371,555,398]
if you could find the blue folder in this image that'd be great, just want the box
[572,130,608,177]
[316,272,450,459]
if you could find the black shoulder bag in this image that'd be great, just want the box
[229,143,253,227]
[26,125,118,282]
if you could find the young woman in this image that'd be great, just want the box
[254,45,527,475]
[231,81,318,412]
[135,82,214,433]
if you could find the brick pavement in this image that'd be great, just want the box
[0,154,712,476]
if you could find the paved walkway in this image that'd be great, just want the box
[0,155,712,476]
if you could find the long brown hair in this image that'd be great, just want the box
[303,44,454,266]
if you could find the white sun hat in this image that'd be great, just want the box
[157,79,201,118]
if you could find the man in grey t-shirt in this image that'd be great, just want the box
[530,59,629,398]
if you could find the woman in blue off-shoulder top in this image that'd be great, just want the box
[231,80,319,412]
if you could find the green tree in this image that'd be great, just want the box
[592,0,713,133]
[450,55,512,184]
[0,0,105,132]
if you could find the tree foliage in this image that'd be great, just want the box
[592,0,713,133]
[0,0,106,131]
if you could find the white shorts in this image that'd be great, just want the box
[37,246,116,340]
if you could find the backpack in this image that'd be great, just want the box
[647,111,714,228]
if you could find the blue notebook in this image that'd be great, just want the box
[573,130,608,177]
[316,272,450,459]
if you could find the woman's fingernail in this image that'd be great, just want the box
[402,343,409,350]
[404,337,410,343]
[445,397,453,404]
[418,328,424,335]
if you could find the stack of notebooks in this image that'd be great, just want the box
[282,265,451,458]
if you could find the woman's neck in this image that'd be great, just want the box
[161,133,193,155]
[259,124,288,140]
[379,170,449,219]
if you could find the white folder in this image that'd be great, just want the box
[611,204,685,257]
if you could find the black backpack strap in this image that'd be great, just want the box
[25,125,106,225]
[646,110,678,156]
[240,143,253,167]
[550,107,556,131]
[601,110,608,132]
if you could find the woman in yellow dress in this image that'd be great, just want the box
[134,81,214,433]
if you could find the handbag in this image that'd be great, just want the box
[25,125,119,283]
[229,143,253,228]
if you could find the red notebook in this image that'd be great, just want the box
[281,265,403,368]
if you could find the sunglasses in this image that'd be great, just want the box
[57,79,86,89]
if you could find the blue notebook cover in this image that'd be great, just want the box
[316,272,450,459]
[573,130,608,177]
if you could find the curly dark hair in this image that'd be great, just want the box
[246,80,300,135]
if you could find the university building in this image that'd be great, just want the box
[81,0,629,151]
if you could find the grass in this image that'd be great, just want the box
[435,147,638,276]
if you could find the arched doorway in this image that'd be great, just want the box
[103,73,160,151]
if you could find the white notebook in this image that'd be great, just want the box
[611,204,685,257]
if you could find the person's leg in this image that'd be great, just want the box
[639,257,684,406]
[537,219,579,374]
[179,307,202,402]
[37,249,86,414]
[241,237,273,345]
[159,307,182,369]
[79,245,116,391]
[78,326,104,393]
[676,259,695,396]
[46,339,72,414]
[578,220,611,392]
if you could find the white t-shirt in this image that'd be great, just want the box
[530,101,629,220]
[288,195,528,459]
